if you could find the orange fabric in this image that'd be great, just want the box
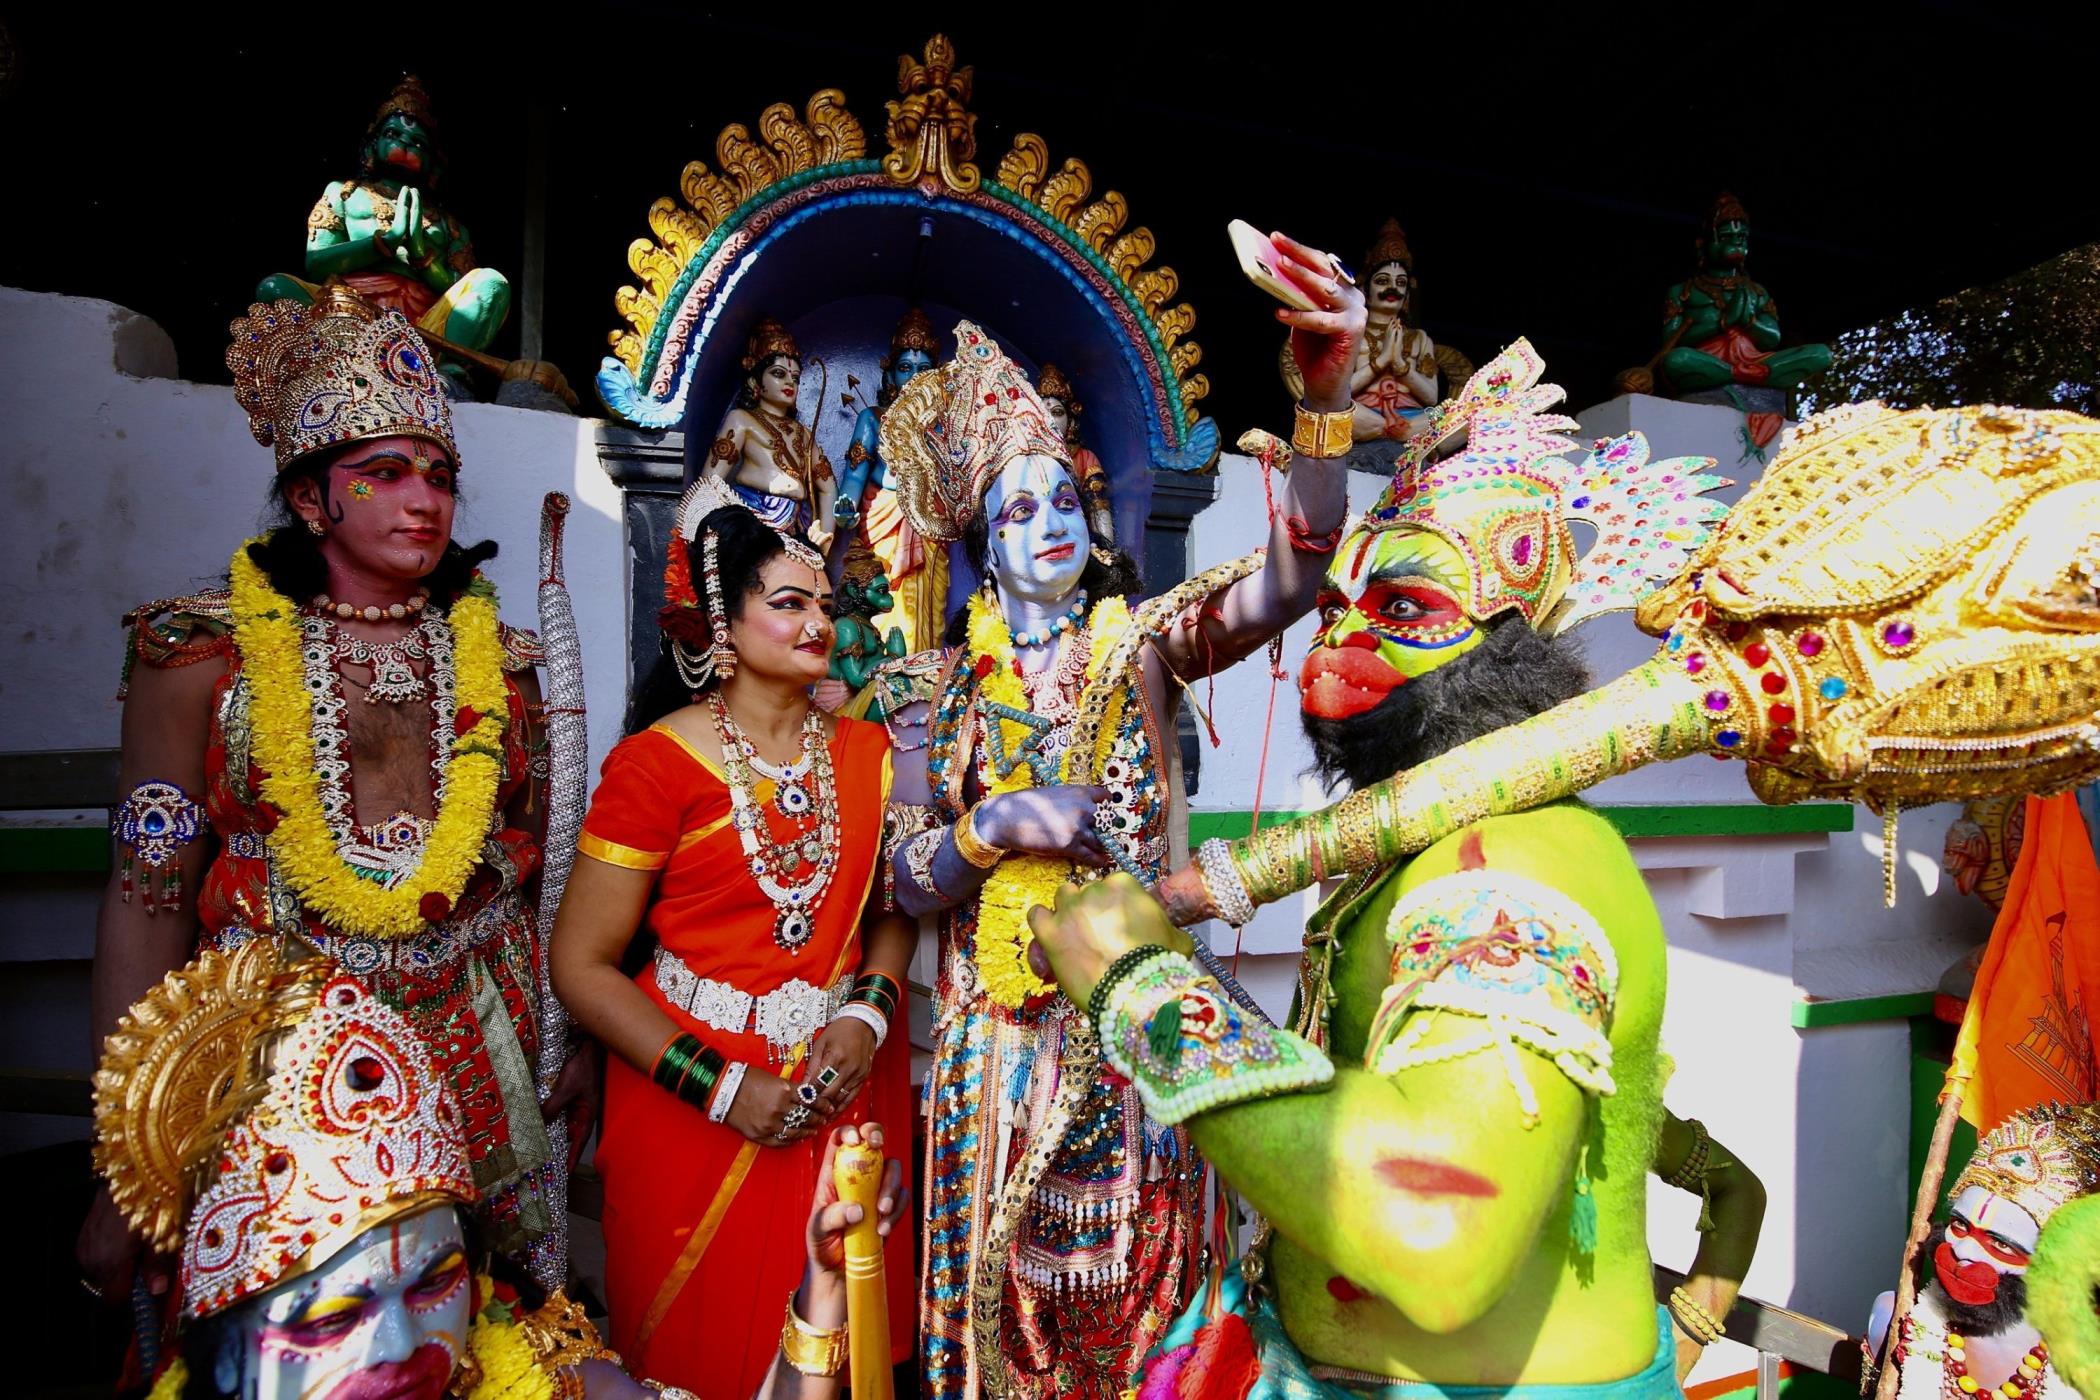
[1951,792,2100,1128]
[587,719,914,1399]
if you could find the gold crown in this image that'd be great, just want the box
[742,317,802,371]
[888,306,939,358]
[1708,191,1750,228]
[225,284,457,473]
[1954,1104,2100,1229]
[1365,217,1414,273]
[93,941,478,1319]
[371,74,436,135]
[1036,363,1079,412]
[880,320,1070,542]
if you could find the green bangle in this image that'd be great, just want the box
[653,1033,702,1094]
[1088,944,1171,1027]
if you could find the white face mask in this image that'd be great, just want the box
[226,1205,473,1400]
[983,453,1089,608]
[1945,1184,2040,1276]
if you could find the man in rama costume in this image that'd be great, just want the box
[876,232,1365,1398]
[76,285,589,1305]
[1026,341,1730,1397]
[1032,373,2100,1391]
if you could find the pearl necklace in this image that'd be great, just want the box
[1010,591,1088,649]
[708,694,839,954]
[312,588,432,624]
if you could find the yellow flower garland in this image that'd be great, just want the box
[229,539,509,940]
[966,592,1133,1010]
[465,1286,556,1400]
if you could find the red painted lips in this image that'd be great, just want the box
[1934,1241,2003,1307]
[1300,643,1406,720]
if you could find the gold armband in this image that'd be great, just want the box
[1291,404,1354,460]
[780,1295,847,1377]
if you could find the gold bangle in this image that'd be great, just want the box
[1668,1285,1726,1345]
[1291,403,1354,459]
[779,1295,847,1377]
[953,804,1005,869]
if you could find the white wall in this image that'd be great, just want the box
[1183,403,1992,1383]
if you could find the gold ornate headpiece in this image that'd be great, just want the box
[1356,339,1730,635]
[1365,217,1415,273]
[370,74,436,134]
[93,942,478,1320]
[1036,363,1078,411]
[1954,1104,2100,1229]
[888,307,939,359]
[741,317,802,372]
[880,320,1071,542]
[226,284,457,473]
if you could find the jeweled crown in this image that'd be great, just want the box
[1954,1104,2100,1229]
[1360,339,1729,635]
[226,283,458,473]
[93,942,477,1320]
[880,320,1070,542]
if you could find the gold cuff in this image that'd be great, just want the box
[780,1295,847,1377]
[1291,403,1354,459]
[954,803,1006,869]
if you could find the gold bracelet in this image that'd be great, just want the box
[1668,1285,1726,1345]
[779,1295,847,1377]
[1291,403,1354,459]
[953,803,1006,869]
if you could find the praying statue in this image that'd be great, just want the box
[1652,192,1832,396]
[255,77,510,391]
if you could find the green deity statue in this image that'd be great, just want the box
[256,76,510,389]
[1654,192,1831,396]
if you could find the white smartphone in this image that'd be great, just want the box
[1228,219,1322,313]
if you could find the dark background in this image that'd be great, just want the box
[3,6,2096,429]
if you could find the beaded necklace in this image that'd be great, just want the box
[707,693,839,954]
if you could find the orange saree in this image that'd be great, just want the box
[580,717,913,1399]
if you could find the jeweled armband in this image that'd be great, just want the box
[1096,949,1332,1125]
[1363,868,1619,1125]
[115,779,208,913]
[901,826,950,904]
[881,802,938,912]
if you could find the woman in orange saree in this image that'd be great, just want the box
[552,500,916,1399]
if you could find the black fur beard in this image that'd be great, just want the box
[1914,1222,2031,1337]
[1302,614,1592,793]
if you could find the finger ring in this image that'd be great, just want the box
[815,1065,840,1088]
[783,1105,814,1133]
[796,1082,820,1107]
[1328,255,1357,288]
[79,1278,103,1299]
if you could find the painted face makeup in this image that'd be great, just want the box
[984,453,1089,607]
[1301,529,1486,721]
[235,1204,472,1400]
[1045,397,1073,443]
[304,434,457,585]
[730,553,836,685]
[1935,1185,2040,1305]
[887,348,934,394]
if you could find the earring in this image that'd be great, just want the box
[1091,545,1115,566]
[305,519,326,537]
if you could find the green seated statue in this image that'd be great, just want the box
[256,76,510,390]
[1654,193,1830,396]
